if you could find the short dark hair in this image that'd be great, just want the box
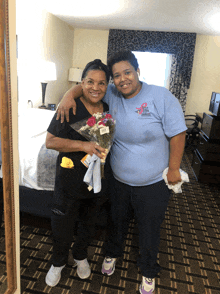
[107,50,139,77]
[81,59,110,82]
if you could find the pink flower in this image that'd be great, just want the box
[105,114,112,119]
[87,116,96,127]
[99,121,105,126]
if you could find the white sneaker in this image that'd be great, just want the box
[139,276,155,294]
[45,264,65,287]
[101,257,117,276]
[74,258,91,279]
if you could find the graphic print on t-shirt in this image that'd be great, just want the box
[135,102,150,117]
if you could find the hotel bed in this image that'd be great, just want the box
[0,108,58,218]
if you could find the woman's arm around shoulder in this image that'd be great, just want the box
[56,84,115,123]
[56,84,83,123]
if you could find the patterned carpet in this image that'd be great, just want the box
[0,151,220,294]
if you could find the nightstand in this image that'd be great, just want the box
[38,104,56,110]
[47,104,56,111]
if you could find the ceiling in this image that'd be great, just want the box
[41,0,220,36]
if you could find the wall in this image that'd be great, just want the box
[71,28,109,69]
[16,2,75,109]
[41,13,75,107]
[185,35,220,115]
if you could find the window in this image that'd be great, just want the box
[132,51,172,89]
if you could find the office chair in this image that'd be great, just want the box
[184,115,200,150]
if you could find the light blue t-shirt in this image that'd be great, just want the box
[103,82,187,186]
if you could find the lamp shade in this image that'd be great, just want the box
[69,68,83,82]
[40,60,57,82]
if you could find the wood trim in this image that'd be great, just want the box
[0,0,17,293]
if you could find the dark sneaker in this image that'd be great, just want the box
[101,257,116,276]
[139,276,155,294]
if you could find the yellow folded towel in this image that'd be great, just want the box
[60,157,74,169]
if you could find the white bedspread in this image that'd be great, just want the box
[18,108,58,190]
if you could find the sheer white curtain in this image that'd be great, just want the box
[132,51,172,89]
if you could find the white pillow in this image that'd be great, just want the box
[18,108,56,138]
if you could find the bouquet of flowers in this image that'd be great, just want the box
[70,112,116,177]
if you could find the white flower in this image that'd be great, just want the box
[98,124,105,128]
[89,124,99,133]
[80,125,90,131]
[93,113,102,119]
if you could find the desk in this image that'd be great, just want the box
[192,112,220,184]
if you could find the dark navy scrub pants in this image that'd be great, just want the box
[51,197,108,266]
[105,178,171,279]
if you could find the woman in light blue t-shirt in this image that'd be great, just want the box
[56,50,187,294]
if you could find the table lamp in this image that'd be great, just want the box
[39,61,57,109]
[68,68,83,84]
